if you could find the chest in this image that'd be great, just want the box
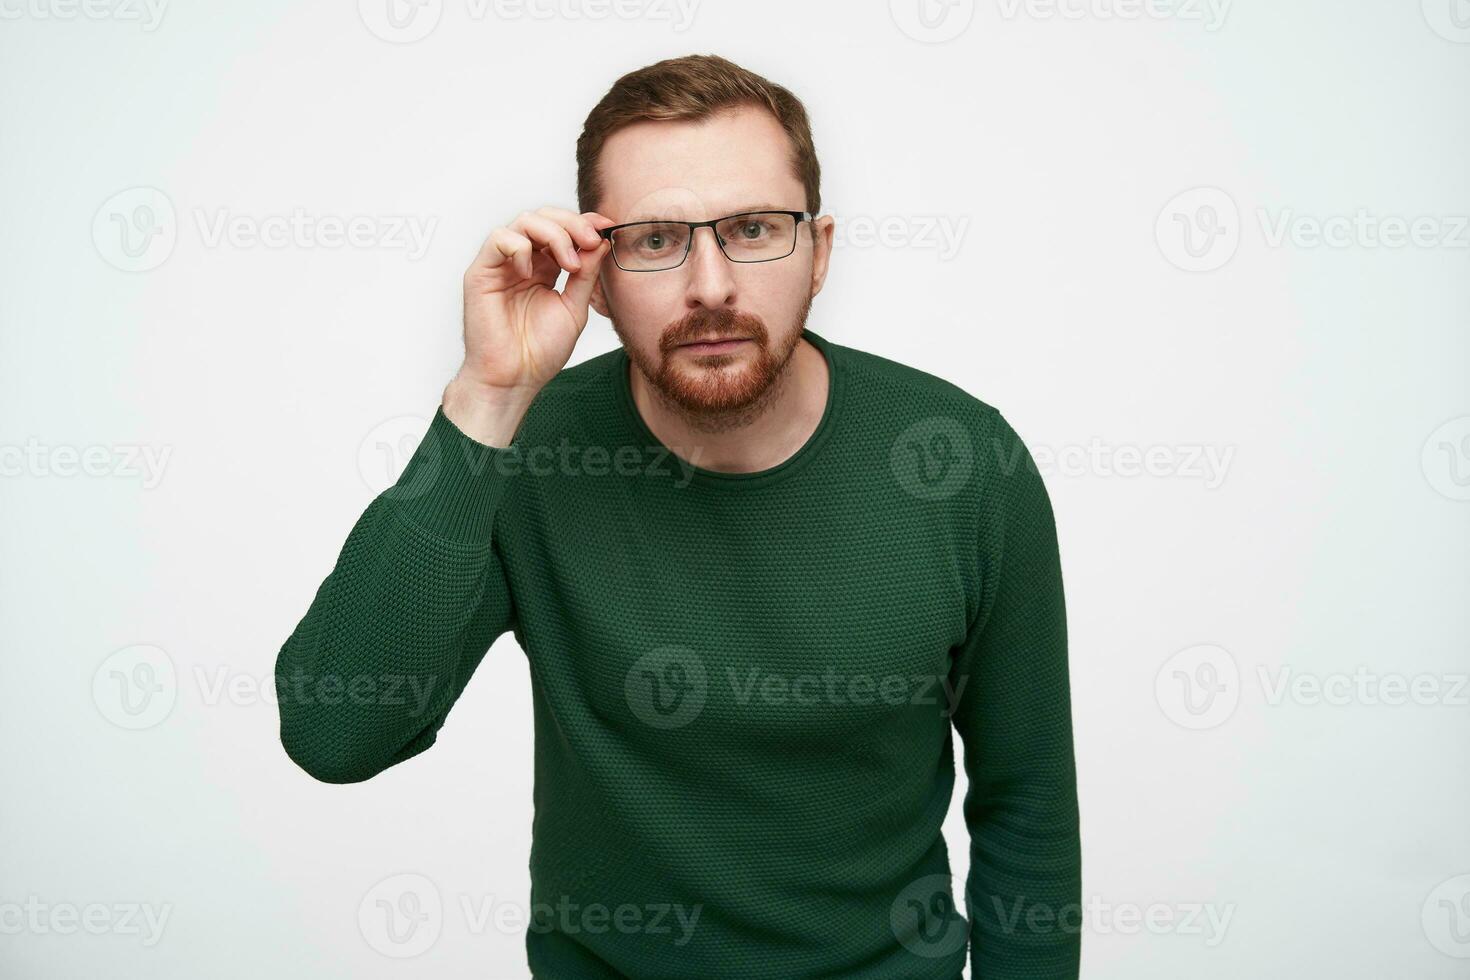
[501,481,974,746]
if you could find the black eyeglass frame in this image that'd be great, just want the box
[597,209,816,272]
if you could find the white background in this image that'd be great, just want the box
[2,0,1467,977]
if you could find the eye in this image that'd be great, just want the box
[627,223,687,254]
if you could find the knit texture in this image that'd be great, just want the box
[275,329,1081,979]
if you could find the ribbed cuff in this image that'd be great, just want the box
[384,405,520,544]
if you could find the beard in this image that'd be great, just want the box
[612,291,814,430]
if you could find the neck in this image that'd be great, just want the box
[629,336,829,474]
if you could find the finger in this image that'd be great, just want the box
[560,239,609,318]
[528,243,563,286]
[509,211,582,273]
[584,212,618,246]
[534,206,607,251]
[472,227,534,280]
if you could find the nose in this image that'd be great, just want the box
[682,225,736,309]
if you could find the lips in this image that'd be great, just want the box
[679,335,749,347]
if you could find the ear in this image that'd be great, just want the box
[590,266,610,319]
[808,215,836,299]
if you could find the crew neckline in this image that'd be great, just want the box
[611,328,843,490]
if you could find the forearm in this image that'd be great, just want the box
[274,407,519,783]
[959,637,1082,979]
[954,409,1082,978]
[442,373,538,448]
[964,755,1082,977]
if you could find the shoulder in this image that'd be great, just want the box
[824,335,1008,445]
[828,335,1048,512]
[537,345,621,403]
[511,346,623,445]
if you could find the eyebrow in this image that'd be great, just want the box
[625,202,797,222]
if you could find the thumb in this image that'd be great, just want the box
[560,239,608,323]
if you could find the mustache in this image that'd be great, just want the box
[659,309,768,353]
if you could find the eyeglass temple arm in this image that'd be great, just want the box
[597,211,815,239]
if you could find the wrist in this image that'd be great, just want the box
[441,374,539,448]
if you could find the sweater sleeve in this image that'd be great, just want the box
[274,406,521,784]
[948,410,1082,979]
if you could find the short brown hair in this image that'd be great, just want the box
[576,53,821,218]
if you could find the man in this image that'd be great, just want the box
[275,53,1081,979]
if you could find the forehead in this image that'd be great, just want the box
[597,104,805,222]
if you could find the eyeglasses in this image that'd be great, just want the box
[598,209,814,272]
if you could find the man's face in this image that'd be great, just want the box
[589,104,834,418]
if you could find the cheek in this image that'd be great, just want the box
[606,281,681,349]
[609,270,681,312]
[749,274,810,327]
[622,288,678,331]
[611,265,807,335]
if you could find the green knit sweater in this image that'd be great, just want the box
[274,329,1081,979]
